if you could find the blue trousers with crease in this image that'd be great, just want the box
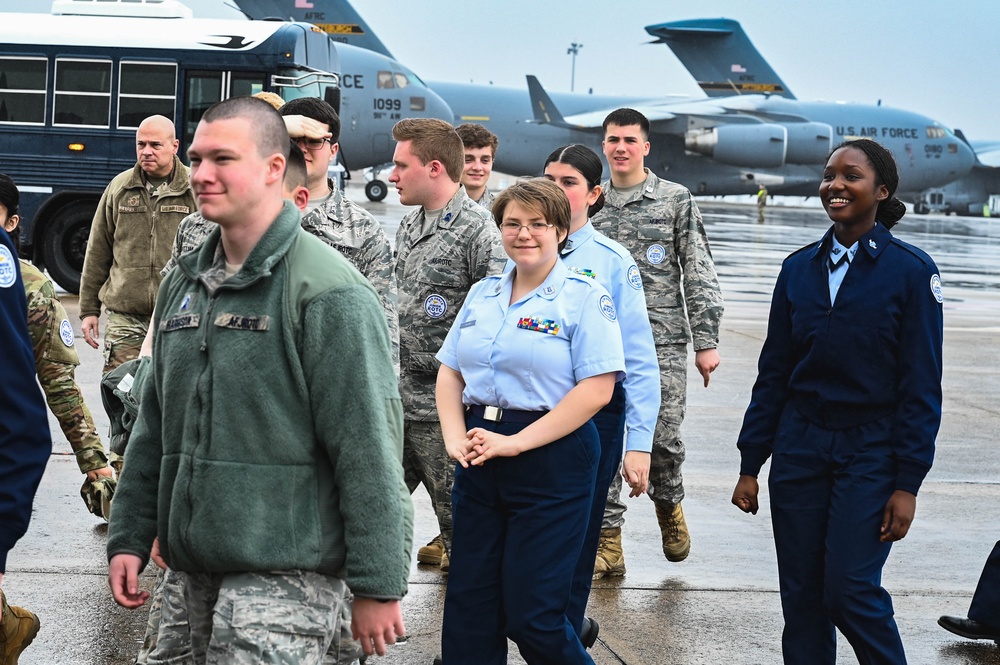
[768,406,906,665]
[441,412,599,665]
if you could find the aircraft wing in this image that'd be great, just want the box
[971,140,1000,167]
[526,76,833,169]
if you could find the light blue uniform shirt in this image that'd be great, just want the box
[438,260,626,412]
[828,234,858,305]
[559,222,659,453]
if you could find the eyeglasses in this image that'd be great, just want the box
[294,137,331,151]
[500,221,555,236]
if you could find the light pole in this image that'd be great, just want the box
[567,42,583,92]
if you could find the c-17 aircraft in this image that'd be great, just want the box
[234,1,974,199]
[226,0,453,201]
[651,17,995,213]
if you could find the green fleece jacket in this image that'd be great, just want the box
[107,202,413,599]
[79,156,196,319]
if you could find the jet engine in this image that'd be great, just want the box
[685,124,786,168]
[783,122,833,164]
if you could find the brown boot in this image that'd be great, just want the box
[592,527,626,580]
[417,535,446,566]
[655,502,691,562]
[0,592,40,665]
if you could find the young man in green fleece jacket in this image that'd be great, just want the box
[107,96,413,663]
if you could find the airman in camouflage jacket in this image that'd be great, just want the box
[593,169,723,349]
[394,187,506,420]
[20,260,109,474]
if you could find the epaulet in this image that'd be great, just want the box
[890,237,933,265]
[786,241,819,260]
[591,233,633,262]
[565,271,601,288]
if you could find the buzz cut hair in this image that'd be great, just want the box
[392,118,464,182]
[456,123,499,157]
[201,96,290,162]
[603,108,650,139]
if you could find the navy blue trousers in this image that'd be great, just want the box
[441,412,599,665]
[969,540,1000,626]
[566,382,626,633]
[768,406,906,665]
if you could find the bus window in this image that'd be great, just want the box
[377,71,394,89]
[183,70,267,148]
[184,71,224,150]
[393,72,409,89]
[54,58,111,127]
[0,57,47,125]
[118,62,177,129]
[230,71,267,98]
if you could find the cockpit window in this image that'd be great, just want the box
[377,71,394,89]
[926,126,947,139]
[394,72,409,89]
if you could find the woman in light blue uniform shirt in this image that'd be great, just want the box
[542,145,659,636]
[436,179,625,665]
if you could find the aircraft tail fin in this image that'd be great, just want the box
[646,18,795,99]
[231,0,395,58]
[526,75,570,126]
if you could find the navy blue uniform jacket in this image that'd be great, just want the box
[737,222,943,495]
[0,228,51,572]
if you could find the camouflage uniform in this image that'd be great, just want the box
[162,182,399,371]
[19,260,109,475]
[395,187,506,549]
[474,187,495,212]
[592,170,723,522]
[179,570,351,665]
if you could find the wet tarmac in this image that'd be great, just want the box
[9,182,1000,664]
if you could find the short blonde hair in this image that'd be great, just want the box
[253,91,285,110]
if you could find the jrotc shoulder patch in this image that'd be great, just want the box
[930,274,944,303]
[599,294,617,321]
[60,319,75,347]
[0,245,16,288]
[424,294,448,319]
[646,244,666,265]
[627,265,642,290]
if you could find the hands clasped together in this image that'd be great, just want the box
[446,428,521,468]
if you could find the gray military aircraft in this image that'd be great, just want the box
[230,0,453,201]
[235,1,975,199]
[652,17,996,213]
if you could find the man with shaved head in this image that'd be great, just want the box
[80,114,196,372]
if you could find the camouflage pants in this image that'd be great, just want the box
[147,570,356,665]
[402,420,453,551]
[137,569,363,665]
[103,310,148,374]
[604,343,687,528]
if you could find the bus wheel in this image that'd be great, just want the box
[42,201,94,294]
[365,180,388,202]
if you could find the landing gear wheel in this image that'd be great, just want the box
[41,201,95,294]
[365,179,388,202]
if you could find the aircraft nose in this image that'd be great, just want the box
[953,138,976,176]
[424,87,454,124]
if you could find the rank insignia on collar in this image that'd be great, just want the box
[869,239,877,249]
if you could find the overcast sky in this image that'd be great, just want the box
[16,0,1000,139]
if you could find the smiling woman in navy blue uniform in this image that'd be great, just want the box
[436,179,625,665]
[732,139,944,665]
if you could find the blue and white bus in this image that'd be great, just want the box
[0,0,340,292]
